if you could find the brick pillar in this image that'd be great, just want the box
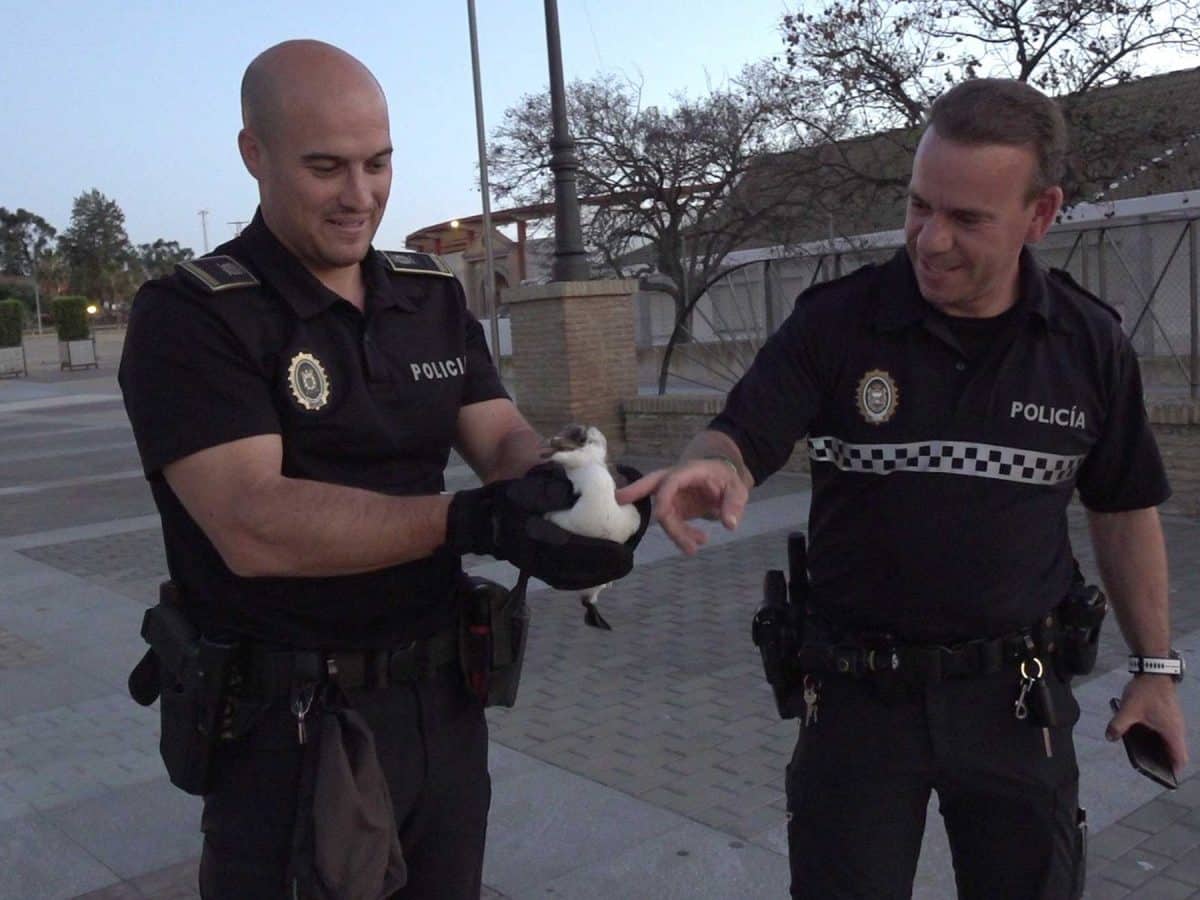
[506,279,638,453]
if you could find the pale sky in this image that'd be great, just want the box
[2,1,795,254]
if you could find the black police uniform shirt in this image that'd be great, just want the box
[119,212,507,649]
[711,248,1170,643]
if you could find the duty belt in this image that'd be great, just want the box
[796,621,1058,684]
[251,630,459,697]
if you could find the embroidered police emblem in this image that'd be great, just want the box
[856,369,899,425]
[287,352,330,411]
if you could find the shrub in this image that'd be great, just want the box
[0,299,23,348]
[52,296,91,341]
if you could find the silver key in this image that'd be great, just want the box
[803,676,820,726]
[291,684,315,745]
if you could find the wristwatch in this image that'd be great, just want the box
[1128,650,1186,682]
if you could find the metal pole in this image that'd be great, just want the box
[198,210,210,253]
[30,251,43,336]
[544,0,590,282]
[467,0,503,365]
[1190,219,1198,400]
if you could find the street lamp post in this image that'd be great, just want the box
[543,0,590,282]
[466,0,503,364]
[30,250,43,335]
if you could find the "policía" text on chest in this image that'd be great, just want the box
[1010,401,1086,430]
[410,356,468,382]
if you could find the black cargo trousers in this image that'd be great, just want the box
[786,667,1086,899]
[198,665,490,899]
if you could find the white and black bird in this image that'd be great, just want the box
[544,424,641,630]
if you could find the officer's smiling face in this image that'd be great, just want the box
[904,127,1062,318]
[240,55,392,283]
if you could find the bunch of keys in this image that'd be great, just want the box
[1014,654,1059,757]
[802,674,821,726]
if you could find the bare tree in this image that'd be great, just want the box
[778,0,1200,202]
[489,68,812,325]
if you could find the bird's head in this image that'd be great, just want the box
[543,424,608,468]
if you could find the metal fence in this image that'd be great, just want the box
[650,212,1200,398]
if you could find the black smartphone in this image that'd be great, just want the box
[1110,698,1178,790]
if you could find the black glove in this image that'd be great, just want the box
[446,463,639,590]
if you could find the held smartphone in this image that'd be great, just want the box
[1110,698,1179,790]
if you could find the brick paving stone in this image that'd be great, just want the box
[1099,847,1177,889]
[126,859,200,899]
[1163,848,1200,887]
[1082,875,1133,899]
[1127,876,1200,900]
[1144,823,1200,860]
[73,883,143,900]
[0,624,44,669]
[1123,799,1193,835]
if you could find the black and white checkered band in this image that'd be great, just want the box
[807,436,1085,485]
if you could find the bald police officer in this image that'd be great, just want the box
[121,40,637,899]
[621,79,1187,898]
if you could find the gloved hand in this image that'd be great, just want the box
[446,463,633,589]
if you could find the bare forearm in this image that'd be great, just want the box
[222,477,454,578]
[482,423,544,482]
[1087,507,1171,656]
[681,430,755,488]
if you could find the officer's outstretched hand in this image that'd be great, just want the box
[447,464,636,590]
[616,459,749,556]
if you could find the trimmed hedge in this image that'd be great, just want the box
[52,296,91,342]
[0,299,23,348]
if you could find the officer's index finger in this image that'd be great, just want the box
[615,468,669,505]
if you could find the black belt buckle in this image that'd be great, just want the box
[386,641,423,683]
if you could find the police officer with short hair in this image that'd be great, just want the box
[620,78,1187,898]
[120,39,639,899]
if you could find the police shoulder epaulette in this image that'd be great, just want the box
[1047,268,1121,322]
[176,256,260,293]
[796,262,876,304]
[380,250,454,278]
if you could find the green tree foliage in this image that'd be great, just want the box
[51,296,91,342]
[137,238,194,280]
[0,207,56,278]
[57,189,136,305]
[0,299,24,347]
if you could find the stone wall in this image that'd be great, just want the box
[624,394,1200,514]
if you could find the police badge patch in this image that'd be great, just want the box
[856,369,899,425]
[288,352,330,411]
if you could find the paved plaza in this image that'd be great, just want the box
[2,331,1200,898]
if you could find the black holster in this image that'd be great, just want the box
[1056,577,1108,677]
[128,581,239,795]
[458,576,531,708]
[751,532,809,719]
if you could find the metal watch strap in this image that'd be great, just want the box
[702,455,744,479]
[1128,652,1185,681]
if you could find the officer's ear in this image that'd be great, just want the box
[1024,184,1063,244]
[238,128,264,180]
